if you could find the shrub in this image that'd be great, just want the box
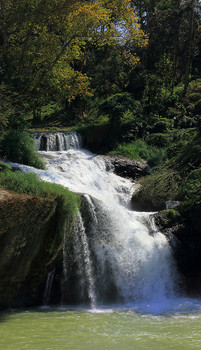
[0,162,12,172]
[120,108,144,140]
[146,133,171,147]
[109,140,166,166]
[99,93,138,124]
[1,130,45,169]
[189,93,201,102]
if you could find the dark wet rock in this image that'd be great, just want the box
[98,155,149,180]
[11,167,21,172]
[131,193,163,212]
[0,189,64,308]
[153,206,201,295]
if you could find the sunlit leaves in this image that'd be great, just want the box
[1,0,148,105]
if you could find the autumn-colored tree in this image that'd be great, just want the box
[0,0,148,123]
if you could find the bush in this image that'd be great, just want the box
[146,133,171,147]
[120,108,144,140]
[189,93,201,102]
[99,93,138,123]
[109,139,166,166]
[1,130,45,169]
[0,162,12,172]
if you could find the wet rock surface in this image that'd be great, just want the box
[98,155,149,180]
[0,189,63,308]
[153,207,201,295]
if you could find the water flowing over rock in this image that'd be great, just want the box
[0,132,178,309]
[33,131,82,151]
[43,269,55,306]
[25,133,177,306]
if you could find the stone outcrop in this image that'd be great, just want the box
[153,206,201,295]
[131,192,163,211]
[98,155,149,180]
[0,189,64,309]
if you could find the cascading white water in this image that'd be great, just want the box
[11,132,177,309]
[33,131,82,151]
[71,211,97,308]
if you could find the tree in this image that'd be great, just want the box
[0,0,148,124]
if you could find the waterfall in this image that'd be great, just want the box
[72,211,97,308]
[16,132,177,307]
[33,131,81,151]
[43,269,55,306]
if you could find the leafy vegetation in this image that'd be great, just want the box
[0,131,45,169]
[0,162,12,172]
[109,140,166,166]
[179,168,201,208]
[133,132,201,212]
[0,0,147,127]
[0,0,201,215]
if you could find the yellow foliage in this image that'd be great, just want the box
[1,0,148,102]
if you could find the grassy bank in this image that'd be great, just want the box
[0,164,80,232]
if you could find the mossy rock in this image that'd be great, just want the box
[154,209,182,228]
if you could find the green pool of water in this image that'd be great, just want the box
[1,305,201,350]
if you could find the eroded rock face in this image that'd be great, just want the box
[98,155,149,180]
[0,189,63,308]
[153,207,201,295]
[131,193,164,212]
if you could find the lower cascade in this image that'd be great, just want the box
[16,132,177,308]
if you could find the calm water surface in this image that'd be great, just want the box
[1,301,201,350]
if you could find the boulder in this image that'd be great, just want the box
[98,155,149,180]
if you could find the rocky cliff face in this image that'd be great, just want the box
[154,206,201,295]
[0,189,64,309]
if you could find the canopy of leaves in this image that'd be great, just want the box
[0,0,148,117]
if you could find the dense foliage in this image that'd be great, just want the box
[0,0,147,127]
[0,0,201,213]
[0,130,45,168]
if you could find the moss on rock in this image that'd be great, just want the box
[0,189,76,308]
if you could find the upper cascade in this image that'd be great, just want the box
[33,131,82,151]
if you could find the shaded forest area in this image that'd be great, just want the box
[0,0,201,214]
